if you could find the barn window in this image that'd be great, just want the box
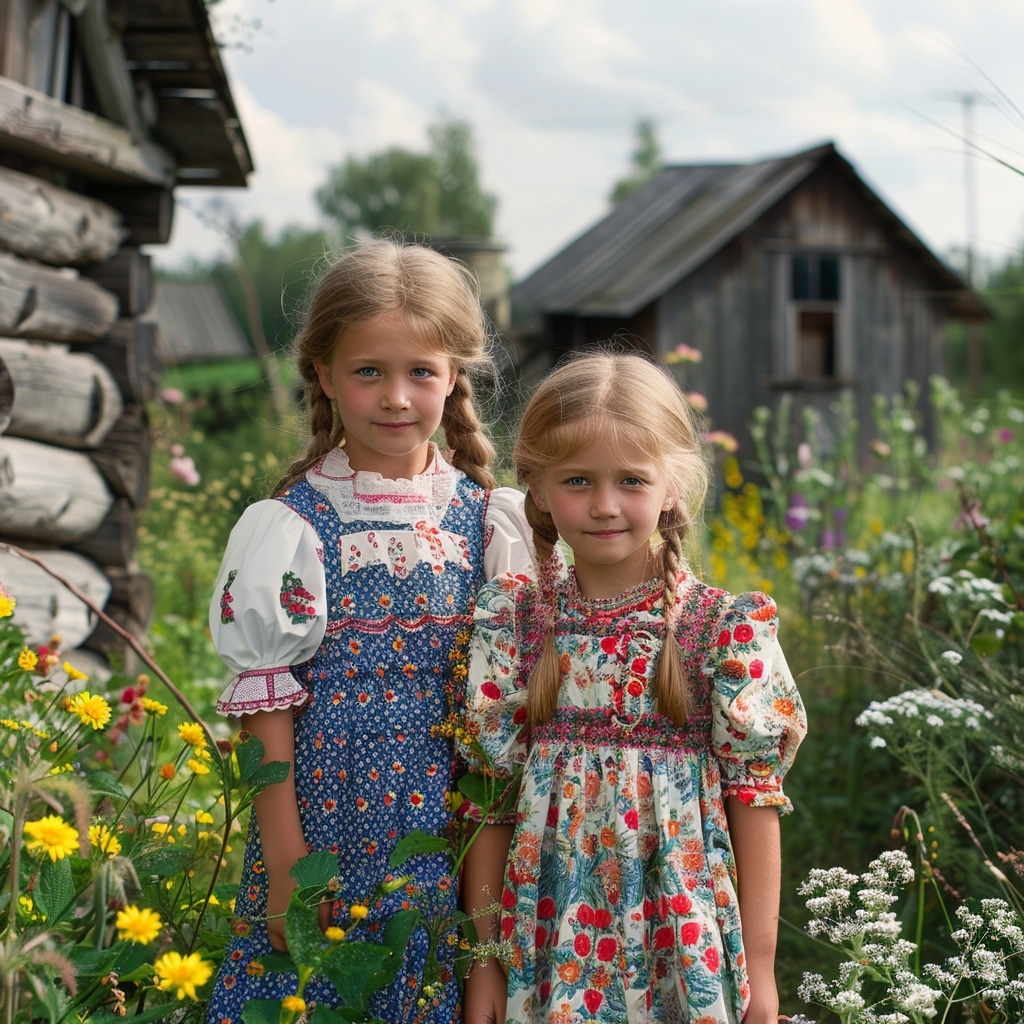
[788,254,840,383]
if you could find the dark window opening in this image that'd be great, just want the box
[797,310,835,377]
[791,255,840,301]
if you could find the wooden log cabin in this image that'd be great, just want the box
[0,0,252,674]
[512,141,990,463]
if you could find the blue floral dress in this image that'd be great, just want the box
[463,568,807,1024]
[205,446,534,1024]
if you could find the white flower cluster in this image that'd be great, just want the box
[798,850,1024,1023]
[928,570,1009,616]
[855,689,990,736]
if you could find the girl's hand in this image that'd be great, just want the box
[265,875,297,952]
[463,959,507,1024]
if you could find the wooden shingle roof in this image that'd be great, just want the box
[514,141,987,320]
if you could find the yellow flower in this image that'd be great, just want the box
[281,995,306,1013]
[141,698,168,716]
[24,815,79,861]
[63,661,88,681]
[349,904,368,921]
[324,926,346,942]
[0,592,15,618]
[177,722,207,750]
[151,821,173,835]
[115,905,163,944]
[89,823,122,858]
[18,648,38,671]
[187,758,211,775]
[66,691,112,730]
[195,810,214,824]
[1,718,21,731]
[152,951,213,1000]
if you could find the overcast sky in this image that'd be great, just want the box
[155,0,1024,282]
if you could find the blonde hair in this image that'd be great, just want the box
[514,349,711,727]
[277,239,498,492]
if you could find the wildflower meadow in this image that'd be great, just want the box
[0,361,1021,1022]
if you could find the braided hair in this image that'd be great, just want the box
[513,349,711,727]
[276,239,498,493]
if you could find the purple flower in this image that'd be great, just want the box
[786,494,809,531]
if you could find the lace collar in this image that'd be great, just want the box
[306,443,462,526]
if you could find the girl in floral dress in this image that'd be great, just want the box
[204,241,535,1024]
[461,351,807,1024]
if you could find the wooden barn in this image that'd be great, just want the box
[0,0,252,675]
[512,141,988,457]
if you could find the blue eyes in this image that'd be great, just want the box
[563,476,645,487]
[355,367,434,378]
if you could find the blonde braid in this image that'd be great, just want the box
[524,491,563,728]
[441,372,497,490]
[275,375,343,494]
[652,514,690,725]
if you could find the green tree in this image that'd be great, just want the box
[316,116,497,241]
[610,118,662,205]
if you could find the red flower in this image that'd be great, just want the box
[534,925,548,947]
[537,896,557,920]
[630,657,647,674]
[576,904,595,926]
[596,937,617,962]
[670,893,693,915]
[627,680,644,697]
[546,804,559,827]
[480,681,502,700]
[574,933,591,957]
[600,636,623,655]
[501,917,514,938]
[702,946,720,972]
[717,629,731,646]
[680,921,702,946]
[502,887,516,908]
[593,908,612,929]
[583,990,604,1015]
[623,808,639,830]
[749,659,764,679]
[512,706,528,725]
[733,623,754,643]
[653,926,675,949]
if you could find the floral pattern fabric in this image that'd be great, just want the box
[463,569,807,1024]
[204,447,534,1024]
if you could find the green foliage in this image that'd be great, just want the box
[316,115,497,241]
[609,118,662,205]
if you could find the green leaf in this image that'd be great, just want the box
[388,830,451,868]
[247,761,291,787]
[82,769,128,801]
[309,1005,355,1024]
[37,855,76,923]
[89,1002,187,1024]
[456,771,492,808]
[283,892,327,968]
[320,942,396,1009]
[290,850,340,889]
[134,846,191,876]
[381,908,420,956]
[234,734,266,782]
[256,952,297,975]
[242,998,289,1024]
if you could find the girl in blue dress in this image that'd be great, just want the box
[462,351,807,1024]
[205,240,535,1024]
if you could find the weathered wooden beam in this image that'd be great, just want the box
[0,251,120,341]
[0,436,114,541]
[0,354,11,435]
[70,495,135,567]
[79,0,148,137]
[77,317,161,403]
[0,164,125,266]
[90,402,151,506]
[89,185,175,246]
[0,546,111,648]
[0,75,176,187]
[80,247,153,316]
[0,337,123,447]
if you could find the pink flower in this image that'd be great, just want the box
[665,343,702,365]
[706,431,739,452]
[160,387,185,405]
[169,455,200,486]
[684,391,708,412]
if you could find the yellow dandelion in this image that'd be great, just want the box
[152,951,213,1000]
[195,810,214,824]
[0,592,15,618]
[187,758,210,775]
[141,698,168,716]
[177,722,207,749]
[63,661,88,682]
[115,905,163,944]
[281,995,306,1014]
[23,815,79,861]
[349,904,368,921]
[89,823,122,858]
[18,648,38,671]
[324,926,346,942]
[66,692,112,730]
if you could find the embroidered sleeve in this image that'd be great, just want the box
[458,573,533,823]
[706,591,807,812]
[483,487,538,579]
[208,500,327,717]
